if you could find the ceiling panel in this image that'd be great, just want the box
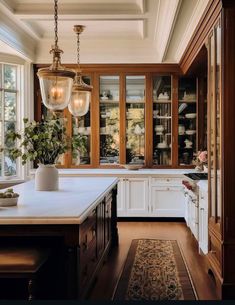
[5,0,145,15]
[25,19,145,39]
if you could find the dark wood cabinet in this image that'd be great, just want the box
[0,185,118,300]
[79,190,116,299]
[203,0,235,299]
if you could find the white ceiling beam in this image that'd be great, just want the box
[0,7,36,61]
[13,3,144,16]
[153,0,182,63]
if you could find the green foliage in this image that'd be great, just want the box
[2,116,86,166]
[72,134,87,155]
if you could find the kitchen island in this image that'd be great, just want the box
[0,177,119,299]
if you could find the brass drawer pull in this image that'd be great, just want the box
[210,250,216,254]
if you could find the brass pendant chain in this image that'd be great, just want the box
[54,0,58,49]
[77,31,81,70]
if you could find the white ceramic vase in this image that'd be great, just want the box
[35,164,58,191]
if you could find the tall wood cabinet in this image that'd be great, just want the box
[34,67,201,169]
[206,1,235,298]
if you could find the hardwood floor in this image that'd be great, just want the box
[88,221,218,301]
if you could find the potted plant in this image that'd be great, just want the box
[2,117,86,191]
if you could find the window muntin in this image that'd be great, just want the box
[0,63,18,178]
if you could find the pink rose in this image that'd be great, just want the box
[198,151,207,163]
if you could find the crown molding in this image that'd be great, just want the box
[172,0,210,64]
[153,0,182,62]
[0,1,37,60]
[180,0,222,73]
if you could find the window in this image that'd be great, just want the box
[0,63,19,178]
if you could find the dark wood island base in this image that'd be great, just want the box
[0,185,118,300]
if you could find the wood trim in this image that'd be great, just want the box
[180,0,222,74]
[34,63,181,74]
[64,108,71,168]
[119,73,126,165]
[92,73,100,167]
[172,75,178,167]
[197,76,207,151]
[145,73,152,168]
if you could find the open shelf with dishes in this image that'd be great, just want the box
[178,78,197,165]
[152,76,172,166]
[126,75,145,165]
[99,76,120,165]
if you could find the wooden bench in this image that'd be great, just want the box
[0,247,50,300]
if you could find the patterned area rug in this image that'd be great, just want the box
[113,239,197,301]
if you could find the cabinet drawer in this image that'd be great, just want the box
[80,207,96,234]
[208,233,222,271]
[80,208,97,260]
[79,237,97,290]
[151,177,182,186]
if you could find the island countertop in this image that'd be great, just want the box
[0,177,118,225]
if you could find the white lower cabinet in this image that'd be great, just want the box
[189,196,199,240]
[198,188,208,254]
[124,177,149,216]
[183,189,190,226]
[117,179,126,216]
[117,176,185,217]
[151,186,185,217]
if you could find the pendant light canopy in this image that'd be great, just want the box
[37,0,75,111]
[68,25,92,117]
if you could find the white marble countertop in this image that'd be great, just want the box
[0,177,118,225]
[30,168,197,178]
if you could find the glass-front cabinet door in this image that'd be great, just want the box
[178,77,197,165]
[208,32,216,218]
[208,22,222,228]
[126,75,145,165]
[99,76,120,165]
[215,22,221,224]
[71,76,92,166]
[152,76,172,166]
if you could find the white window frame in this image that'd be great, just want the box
[0,54,34,183]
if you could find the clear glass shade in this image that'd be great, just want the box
[68,90,91,116]
[38,75,74,111]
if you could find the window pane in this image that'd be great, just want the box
[0,63,2,88]
[0,90,2,118]
[4,152,16,176]
[4,65,17,90]
[0,153,2,176]
[4,121,16,148]
[0,122,2,146]
[4,92,16,121]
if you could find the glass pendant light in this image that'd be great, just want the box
[37,0,75,111]
[68,25,92,117]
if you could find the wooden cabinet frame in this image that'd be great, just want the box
[34,64,201,169]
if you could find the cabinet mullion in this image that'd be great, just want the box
[172,75,178,167]
[91,73,100,167]
[119,73,126,165]
[145,72,153,168]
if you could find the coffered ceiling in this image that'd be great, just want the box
[0,0,210,63]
